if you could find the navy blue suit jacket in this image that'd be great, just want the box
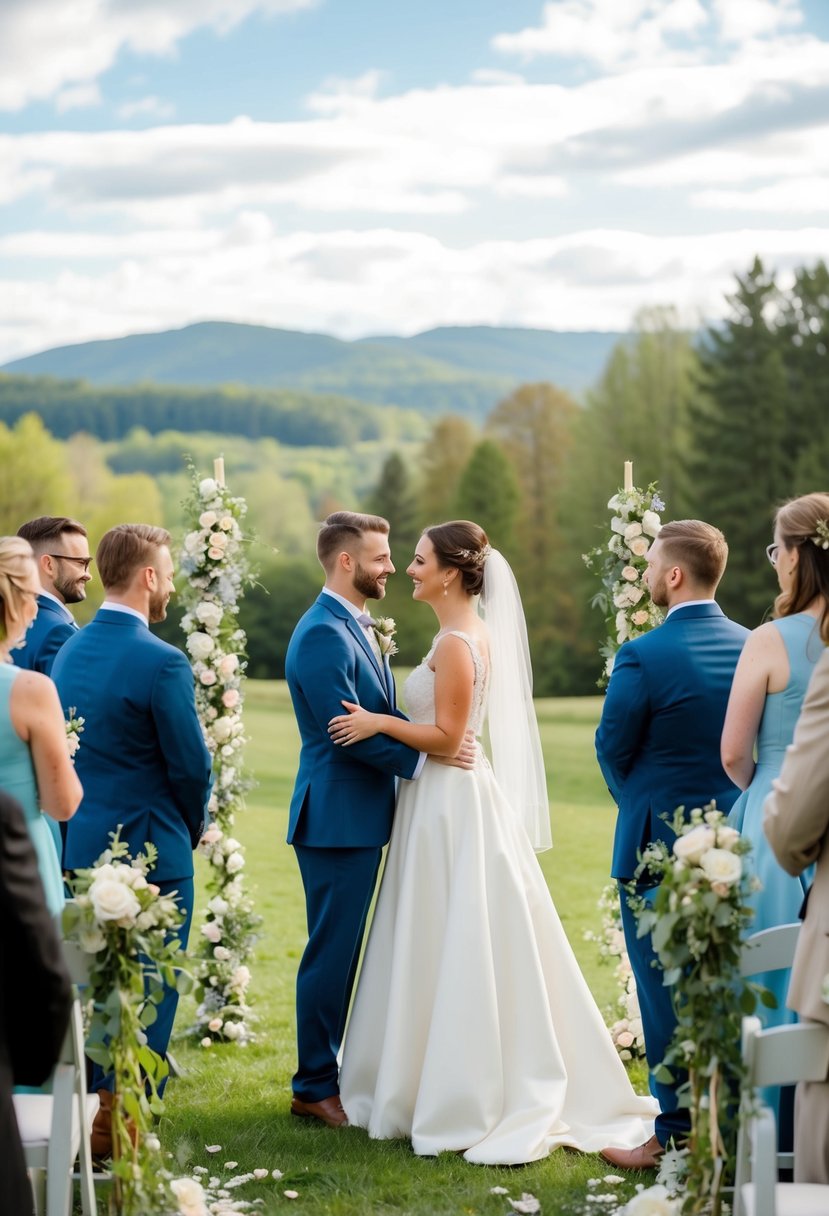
[52,608,212,881]
[12,595,77,675]
[595,603,749,881]
[285,593,420,848]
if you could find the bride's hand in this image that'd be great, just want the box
[328,700,380,745]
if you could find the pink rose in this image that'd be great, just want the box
[222,689,240,709]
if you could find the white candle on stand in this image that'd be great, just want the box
[214,457,225,487]
[623,461,633,492]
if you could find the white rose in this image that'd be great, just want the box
[715,825,741,851]
[624,522,643,542]
[627,586,644,605]
[700,848,742,888]
[231,965,251,988]
[201,920,222,943]
[171,1176,209,1216]
[632,609,649,627]
[198,478,218,499]
[621,566,638,582]
[90,878,141,926]
[118,865,147,889]
[226,851,244,874]
[200,669,217,686]
[642,510,662,538]
[210,717,233,743]
[184,531,205,554]
[610,516,628,535]
[208,1017,223,1032]
[629,536,650,557]
[224,1020,241,1040]
[218,654,239,677]
[208,530,228,549]
[195,602,223,630]
[673,825,716,864]
[223,837,241,852]
[624,1184,678,1215]
[219,516,234,531]
[79,927,106,953]
[214,945,231,961]
[186,632,214,661]
[207,896,228,917]
[199,511,218,529]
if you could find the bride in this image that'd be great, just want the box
[328,520,655,1165]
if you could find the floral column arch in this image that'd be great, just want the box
[179,461,260,1045]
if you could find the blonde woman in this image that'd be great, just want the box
[0,537,81,912]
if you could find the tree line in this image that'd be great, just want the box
[2,256,826,694]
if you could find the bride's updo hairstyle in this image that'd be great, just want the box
[0,536,37,645]
[424,520,490,596]
[773,491,829,643]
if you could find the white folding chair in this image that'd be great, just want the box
[740,923,801,978]
[733,1016,829,1216]
[12,938,100,1216]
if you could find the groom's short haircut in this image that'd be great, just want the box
[657,520,728,589]
[96,523,171,591]
[17,516,87,554]
[317,511,389,571]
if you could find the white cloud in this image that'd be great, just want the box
[117,95,176,120]
[55,82,102,113]
[692,177,829,212]
[711,0,801,42]
[0,0,315,111]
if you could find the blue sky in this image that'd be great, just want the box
[1,0,829,361]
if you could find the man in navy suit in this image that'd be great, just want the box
[52,523,212,1158]
[286,511,473,1128]
[596,520,749,1169]
[13,516,91,675]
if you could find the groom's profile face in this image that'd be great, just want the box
[351,530,394,601]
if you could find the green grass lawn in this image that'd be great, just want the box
[157,682,651,1215]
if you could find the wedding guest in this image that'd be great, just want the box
[722,493,829,1025]
[0,536,81,914]
[595,520,749,1169]
[0,789,72,1214]
[764,648,829,1184]
[13,515,91,675]
[52,523,212,1160]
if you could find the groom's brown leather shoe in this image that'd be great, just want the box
[290,1094,348,1128]
[599,1134,664,1170]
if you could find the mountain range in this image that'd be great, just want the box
[2,321,624,417]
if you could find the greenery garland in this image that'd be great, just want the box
[585,884,647,1062]
[631,804,771,1216]
[64,834,196,1215]
[178,460,260,1046]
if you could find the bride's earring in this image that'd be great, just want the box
[443,582,449,597]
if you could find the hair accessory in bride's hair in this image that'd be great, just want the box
[455,543,492,567]
[811,519,829,551]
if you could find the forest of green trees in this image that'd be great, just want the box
[3,256,827,695]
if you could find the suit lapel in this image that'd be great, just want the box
[316,594,389,701]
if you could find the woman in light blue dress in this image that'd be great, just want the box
[721,492,829,1138]
[0,537,82,914]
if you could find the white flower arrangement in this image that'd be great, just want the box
[65,706,84,759]
[585,884,647,1062]
[583,481,665,684]
[179,460,260,1047]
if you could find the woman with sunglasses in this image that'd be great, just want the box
[721,492,829,1132]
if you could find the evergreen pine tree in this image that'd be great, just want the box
[453,439,519,552]
[687,257,789,626]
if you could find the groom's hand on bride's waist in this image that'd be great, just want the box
[431,730,477,771]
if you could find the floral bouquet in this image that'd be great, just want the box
[372,616,397,658]
[630,804,771,1216]
[65,706,84,760]
[179,461,260,1046]
[63,831,197,1213]
[583,481,664,684]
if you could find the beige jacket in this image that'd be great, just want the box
[764,648,829,1026]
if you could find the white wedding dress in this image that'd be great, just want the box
[339,632,656,1165]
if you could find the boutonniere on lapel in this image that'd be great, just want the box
[371,616,398,659]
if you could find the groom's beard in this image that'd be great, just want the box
[148,588,170,623]
[352,562,387,601]
[54,572,87,604]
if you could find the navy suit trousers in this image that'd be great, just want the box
[293,844,382,1102]
[619,882,690,1147]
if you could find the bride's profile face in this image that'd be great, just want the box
[406,537,445,603]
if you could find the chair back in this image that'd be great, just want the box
[740,923,801,976]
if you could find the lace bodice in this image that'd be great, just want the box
[402,630,488,734]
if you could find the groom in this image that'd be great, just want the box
[287,511,447,1128]
[595,520,749,1168]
